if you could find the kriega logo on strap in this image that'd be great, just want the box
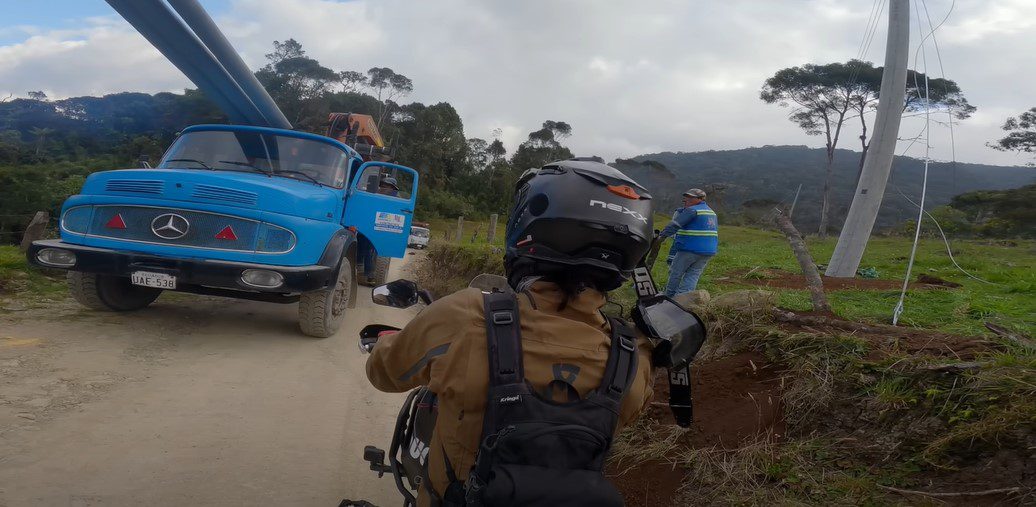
[499,395,522,404]
[589,200,648,223]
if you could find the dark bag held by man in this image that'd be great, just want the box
[458,291,638,506]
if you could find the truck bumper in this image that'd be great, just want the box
[28,239,334,294]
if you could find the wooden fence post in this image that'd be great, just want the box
[456,217,464,243]
[487,214,498,243]
[19,211,49,252]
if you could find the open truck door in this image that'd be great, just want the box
[344,161,419,258]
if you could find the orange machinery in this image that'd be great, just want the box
[326,113,393,162]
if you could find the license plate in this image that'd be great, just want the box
[131,271,176,289]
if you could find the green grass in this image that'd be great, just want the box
[0,245,66,299]
[423,217,1035,336]
[652,225,1035,336]
[425,217,506,246]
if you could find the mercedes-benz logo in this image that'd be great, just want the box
[151,213,190,240]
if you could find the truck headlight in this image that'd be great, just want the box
[36,248,77,268]
[241,269,284,288]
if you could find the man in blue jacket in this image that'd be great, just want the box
[658,188,718,297]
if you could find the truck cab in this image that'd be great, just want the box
[28,124,419,337]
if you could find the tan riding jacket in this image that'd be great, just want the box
[366,281,655,505]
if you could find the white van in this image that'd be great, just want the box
[408,226,430,249]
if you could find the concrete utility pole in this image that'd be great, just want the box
[826,0,910,278]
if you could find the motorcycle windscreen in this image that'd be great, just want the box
[637,296,707,369]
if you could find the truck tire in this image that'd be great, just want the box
[299,257,352,338]
[370,256,391,286]
[68,272,161,311]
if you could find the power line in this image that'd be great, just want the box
[893,0,935,326]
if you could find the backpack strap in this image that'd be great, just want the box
[482,291,524,386]
[598,317,639,402]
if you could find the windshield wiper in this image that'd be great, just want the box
[218,160,322,186]
[274,170,323,186]
[165,158,212,170]
[218,160,268,173]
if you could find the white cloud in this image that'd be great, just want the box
[0,0,1033,168]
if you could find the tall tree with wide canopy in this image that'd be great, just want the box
[761,61,876,235]
[366,67,414,128]
[510,120,574,173]
[990,107,1036,165]
[762,60,975,235]
[256,39,338,128]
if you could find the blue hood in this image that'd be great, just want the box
[80,168,341,221]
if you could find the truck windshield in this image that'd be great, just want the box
[158,130,351,188]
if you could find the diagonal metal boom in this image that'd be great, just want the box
[166,0,291,129]
[105,0,280,128]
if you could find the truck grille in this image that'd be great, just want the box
[105,179,164,195]
[192,184,259,206]
[88,206,259,251]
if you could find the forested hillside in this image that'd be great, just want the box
[0,39,576,242]
[617,146,1035,232]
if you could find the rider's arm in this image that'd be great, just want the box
[658,208,697,239]
[365,291,472,393]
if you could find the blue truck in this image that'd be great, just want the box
[28,123,419,337]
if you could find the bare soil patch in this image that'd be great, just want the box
[610,351,786,506]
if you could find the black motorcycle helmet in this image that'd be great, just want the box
[505,158,653,291]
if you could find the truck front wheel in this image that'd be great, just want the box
[68,272,161,311]
[299,257,352,338]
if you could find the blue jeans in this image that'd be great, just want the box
[665,251,713,297]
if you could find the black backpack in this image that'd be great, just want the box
[452,291,639,506]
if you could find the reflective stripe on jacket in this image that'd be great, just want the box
[673,202,718,255]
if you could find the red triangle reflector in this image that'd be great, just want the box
[105,214,126,229]
[215,226,237,241]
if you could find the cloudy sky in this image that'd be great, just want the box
[1,0,1034,167]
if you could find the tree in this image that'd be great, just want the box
[990,107,1036,164]
[256,39,338,128]
[487,139,506,162]
[853,66,975,179]
[761,61,875,235]
[27,91,48,102]
[29,127,54,156]
[761,60,976,235]
[337,70,368,93]
[511,121,574,172]
[466,138,490,172]
[366,67,414,128]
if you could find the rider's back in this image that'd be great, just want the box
[366,281,655,505]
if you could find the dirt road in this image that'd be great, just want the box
[0,257,422,506]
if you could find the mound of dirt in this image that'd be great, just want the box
[772,309,997,360]
[610,352,786,506]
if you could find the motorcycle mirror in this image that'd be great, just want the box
[468,273,512,294]
[372,279,421,308]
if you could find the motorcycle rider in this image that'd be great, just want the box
[365,159,657,505]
